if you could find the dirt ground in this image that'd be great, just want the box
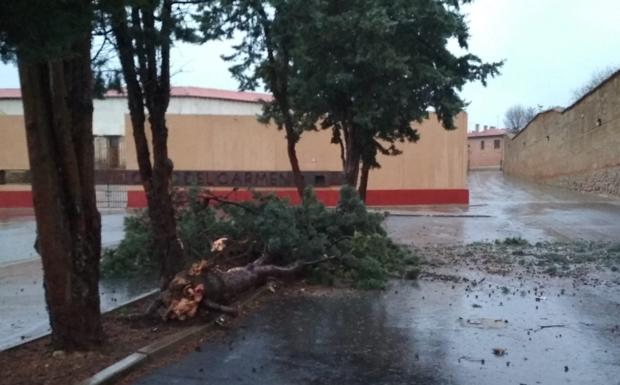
[0,295,180,385]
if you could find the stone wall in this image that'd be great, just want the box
[504,70,620,197]
[551,165,620,197]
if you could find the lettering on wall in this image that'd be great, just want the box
[105,170,345,187]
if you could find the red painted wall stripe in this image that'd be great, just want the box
[127,188,468,208]
[365,189,469,206]
[0,189,468,208]
[0,191,33,208]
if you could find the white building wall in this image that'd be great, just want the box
[0,96,263,136]
[94,97,127,136]
[168,97,262,116]
[0,99,23,115]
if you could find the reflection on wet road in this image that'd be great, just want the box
[134,279,620,385]
[0,259,156,350]
[0,209,155,351]
[0,209,126,266]
[385,171,620,245]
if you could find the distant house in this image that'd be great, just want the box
[467,125,507,170]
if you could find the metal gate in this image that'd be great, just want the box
[94,136,128,209]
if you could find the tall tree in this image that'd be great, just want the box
[293,0,501,198]
[198,0,319,198]
[0,1,103,349]
[503,104,537,133]
[101,0,194,287]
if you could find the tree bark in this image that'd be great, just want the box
[159,255,333,321]
[358,160,370,202]
[342,124,361,187]
[17,32,103,350]
[149,110,184,286]
[286,133,305,197]
[109,1,184,288]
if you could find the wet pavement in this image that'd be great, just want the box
[0,259,156,351]
[133,278,620,385]
[0,208,126,266]
[384,171,620,245]
[130,172,620,385]
[0,208,156,351]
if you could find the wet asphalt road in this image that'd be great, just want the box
[0,209,126,266]
[0,260,156,351]
[0,209,156,351]
[385,171,620,245]
[134,279,620,385]
[131,172,620,385]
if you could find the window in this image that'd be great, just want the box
[314,175,326,186]
[494,139,501,149]
[480,140,485,150]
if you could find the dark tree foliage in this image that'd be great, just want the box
[202,0,501,200]
[0,0,103,350]
[293,0,502,197]
[197,0,319,198]
[99,0,200,288]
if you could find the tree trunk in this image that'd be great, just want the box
[149,111,184,287]
[343,126,361,187]
[358,160,370,202]
[286,135,305,197]
[109,2,184,289]
[159,255,331,321]
[17,34,103,350]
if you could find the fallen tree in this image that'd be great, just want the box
[104,186,420,321]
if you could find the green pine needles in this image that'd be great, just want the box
[102,186,418,289]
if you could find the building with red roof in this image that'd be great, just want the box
[467,125,508,170]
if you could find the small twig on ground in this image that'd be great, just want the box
[528,324,567,333]
[539,324,566,330]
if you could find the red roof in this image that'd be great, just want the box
[0,88,21,99]
[0,86,271,104]
[468,128,507,138]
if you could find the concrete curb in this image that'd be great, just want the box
[386,212,492,218]
[79,285,271,385]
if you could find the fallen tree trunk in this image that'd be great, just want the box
[157,239,332,321]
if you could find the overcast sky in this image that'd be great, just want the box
[1,0,619,130]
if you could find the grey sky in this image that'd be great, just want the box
[1,0,619,130]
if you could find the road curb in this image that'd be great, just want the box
[79,285,271,385]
